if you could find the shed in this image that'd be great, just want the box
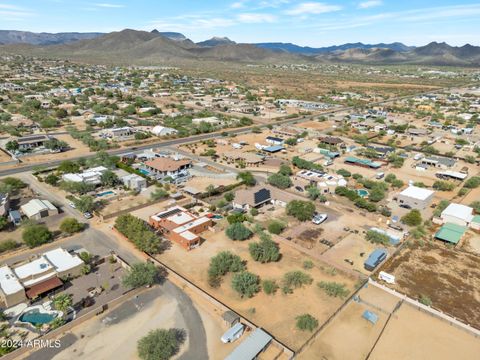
[222,310,240,327]
[263,145,284,153]
[434,223,467,244]
[362,310,379,324]
[225,328,273,360]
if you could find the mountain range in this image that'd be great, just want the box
[1,29,479,66]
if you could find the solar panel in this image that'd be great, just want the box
[253,189,271,205]
[155,208,181,219]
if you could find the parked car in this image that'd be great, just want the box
[295,186,304,192]
[312,213,328,225]
[399,204,412,209]
[83,212,93,219]
[68,202,76,208]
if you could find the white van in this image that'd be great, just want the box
[221,323,245,343]
[375,172,385,180]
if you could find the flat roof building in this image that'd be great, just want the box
[225,328,273,360]
[395,186,435,210]
[20,199,58,220]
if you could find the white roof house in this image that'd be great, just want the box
[441,203,474,226]
[399,186,435,201]
[62,166,108,185]
[192,116,221,125]
[43,248,84,273]
[20,199,57,219]
[0,265,24,295]
[151,126,178,137]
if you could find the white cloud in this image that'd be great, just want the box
[237,13,276,23]
[95,3,125,8]
[0,3,34,20]
[358,1,382,9]
[285,2,342,16]
[231,1,245,9]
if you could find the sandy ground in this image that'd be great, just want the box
[18,134,93,165]
[322,233,387,275]
[370,303,480,360]
[154,227,357,350]
[298,301,388,360]
[0,149,12,162]
[297,120,335,131]
[51,293,183,360]
[184,176,237,192]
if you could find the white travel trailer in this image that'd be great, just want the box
[221,323,245,343]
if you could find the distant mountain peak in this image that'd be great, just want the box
[197,36,236,47]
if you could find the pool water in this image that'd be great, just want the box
[138,169,149,176]
[19,309,57,325]
[357,189,369,198]
[97,191,114,197]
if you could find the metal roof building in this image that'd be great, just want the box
[435,223,467,244]
[225,328,272,360]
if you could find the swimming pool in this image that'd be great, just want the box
[138,169,150,176]
[19,309,57,326]
[357,189,369,198]
[96,190,115,197]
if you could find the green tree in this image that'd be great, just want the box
[286,200,316,221]
[22,224,53,248]
[5,140,19,152]
[59,218,85,234]
[365,230,390,245]
[225,223,252,241]
[267,220,285,235]
[44,173,60,186]
[115,214,162,253]
[464,176,480,189]
[262,279,278,295]
[236,171,256,186]
[53,293,73,312]
[73,195,95,213]
[122,262,158,288]
[401,209,422,226]
[282,270,313,294]
[137,329,183,360]
[318,281,350,298]
[368,187,386,202]
[267,173,292,189]
[208,251,245,287]
[58,160,80,174]
[231,271,260,298]
[227,213,246,224]
[248,238,280,263]
[306,186,321,200]
[296,314,319,332]
[279,164,293,176]
[100,170,119,187]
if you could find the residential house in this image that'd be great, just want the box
[233,186,272,211]
[144,157,192,182]
[149,206,213,250]
[265,136,284,146]
[421,156,456,169]
[103,126,134,140]
[192,116,221,125]
[62,166,108,185]
[319,136,344,147]
[15,135,53,151]
[0,248,83,307]
[121,173,147,192]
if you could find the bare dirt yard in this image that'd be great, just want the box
[369,302,480,360]
[296,120,334,131]
[380,243,480,329]
[154,228,358,351]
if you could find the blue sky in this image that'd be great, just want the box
[1,1,480,46]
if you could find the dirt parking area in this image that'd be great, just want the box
[322,233,389,275]
[18,134,93,165]
[298,285,399,360]
[369,302,480,360]
[380,243,480,329]
[154,229,357,351]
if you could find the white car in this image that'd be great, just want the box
[68,202,76,209]
[312,213,328,225]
